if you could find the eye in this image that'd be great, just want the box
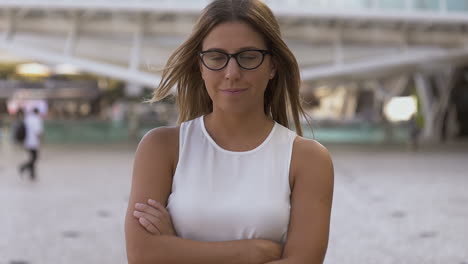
[209,56,225,61]
[204,52,226,61]
[239,51,260,60]
[240,55,257,60]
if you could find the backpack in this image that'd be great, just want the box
[14,121,26,144]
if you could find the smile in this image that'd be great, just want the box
[220,88,248,95]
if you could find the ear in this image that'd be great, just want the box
[269,60,277,79]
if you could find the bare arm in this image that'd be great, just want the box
[124,127,281,264]
[265,137,334,264]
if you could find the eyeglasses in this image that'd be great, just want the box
[199,49,270,71]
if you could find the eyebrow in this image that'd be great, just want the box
[203,46,263,52]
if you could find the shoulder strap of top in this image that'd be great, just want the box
[178,116,203,156]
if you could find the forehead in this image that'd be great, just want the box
[202,21,267,51]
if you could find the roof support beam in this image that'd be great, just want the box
[0,40,161,87]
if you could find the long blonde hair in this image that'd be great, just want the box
[150,0,309,136]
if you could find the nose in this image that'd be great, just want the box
[224,56,241,80]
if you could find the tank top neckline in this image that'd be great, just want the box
[199,115,278,155]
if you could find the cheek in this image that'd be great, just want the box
[201,72,215,86]
[252,74,271,93]
[253,63,273,91]
[200,68,211,86]
[200,73,220,98]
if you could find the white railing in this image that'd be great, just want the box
[0,0,467,13]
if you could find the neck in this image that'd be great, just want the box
[206,109,271,135]
[203,108,274,151]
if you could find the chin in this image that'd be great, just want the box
[216,101,260,115]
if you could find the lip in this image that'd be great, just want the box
[220,88,248,94]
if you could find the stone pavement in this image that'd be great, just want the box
[0,141,467,264]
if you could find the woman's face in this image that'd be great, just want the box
[200,21,276,114]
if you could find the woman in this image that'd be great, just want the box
[125,0,334,263]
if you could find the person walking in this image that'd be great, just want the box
[408,113,422,151]
[19,108,43,180]
[12,108,26,145]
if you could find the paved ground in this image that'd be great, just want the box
[0,141,467,264]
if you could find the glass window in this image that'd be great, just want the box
[447,0,468,11]
[379,0,406,9]
[412,0,439,10]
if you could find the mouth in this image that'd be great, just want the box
[220,88,248,94]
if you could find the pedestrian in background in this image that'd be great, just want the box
[19,108,43,181]
[125,0,334,263]
[12,108,26,145]
[409,113,421,151]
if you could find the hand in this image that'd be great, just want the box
[133,199,176,236]
[250,239,283,264]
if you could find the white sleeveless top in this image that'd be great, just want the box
[167,116,296,244]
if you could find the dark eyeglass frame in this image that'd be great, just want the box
[199,49,270,71]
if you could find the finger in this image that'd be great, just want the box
[148,199,170,215]
[138,216,161,235]
[147,199,173,225]
[135,202,163,218]
[133,210,163,229]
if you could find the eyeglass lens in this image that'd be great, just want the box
[202,50,264,70]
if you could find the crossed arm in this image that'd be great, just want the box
[125,128,334,264]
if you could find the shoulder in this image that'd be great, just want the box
[135,126,180,170]
[292,136,332,164]
[139,126,179,147]
[290,136,334,188]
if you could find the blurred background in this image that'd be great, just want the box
[0,0,467,263]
